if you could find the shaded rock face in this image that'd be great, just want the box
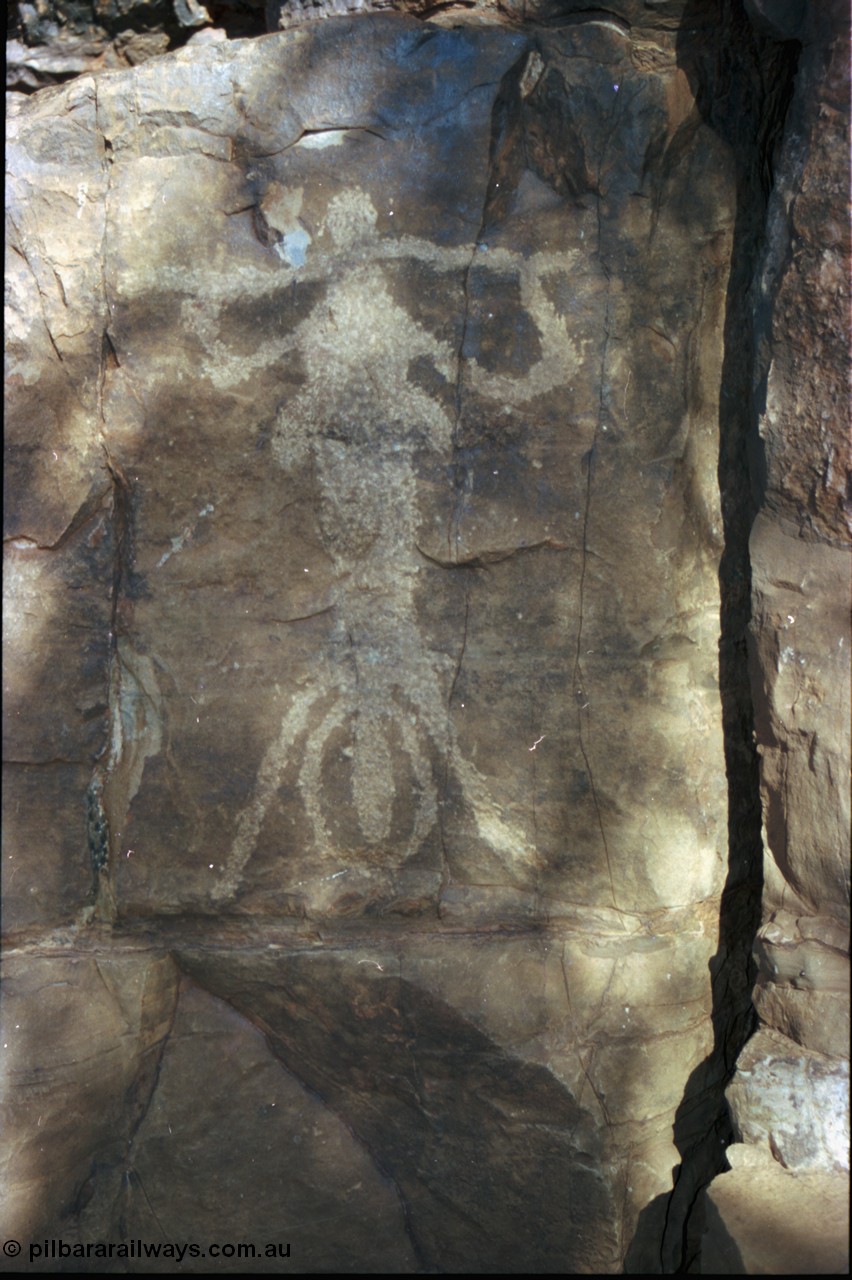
[7,14,735,925]
[2,3,848,1274]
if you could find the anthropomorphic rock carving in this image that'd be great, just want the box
[215,190,587,906]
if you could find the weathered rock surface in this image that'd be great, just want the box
[3,0,848,1272]
[727,1027,849,1173]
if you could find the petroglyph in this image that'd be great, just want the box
[202,175,596,904]
[214,241,583,903]
[190,194,586,399]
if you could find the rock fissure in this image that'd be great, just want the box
[85,446,137,922]
[3,490,110,554]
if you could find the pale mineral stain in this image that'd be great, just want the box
[275,227,311,269]
[296,130,350,150]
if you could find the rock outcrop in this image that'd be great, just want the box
[3,0,849,1272]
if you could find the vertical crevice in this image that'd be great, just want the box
[88,444,136,922]
[102,444,134,655]
[647,4,802,1271]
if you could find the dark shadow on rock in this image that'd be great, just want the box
[696,1190,748,1275]
[176,947,621,1273]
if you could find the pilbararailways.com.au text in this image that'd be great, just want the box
[25,1239,291,1264]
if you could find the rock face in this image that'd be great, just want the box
[2,1,848,1273]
